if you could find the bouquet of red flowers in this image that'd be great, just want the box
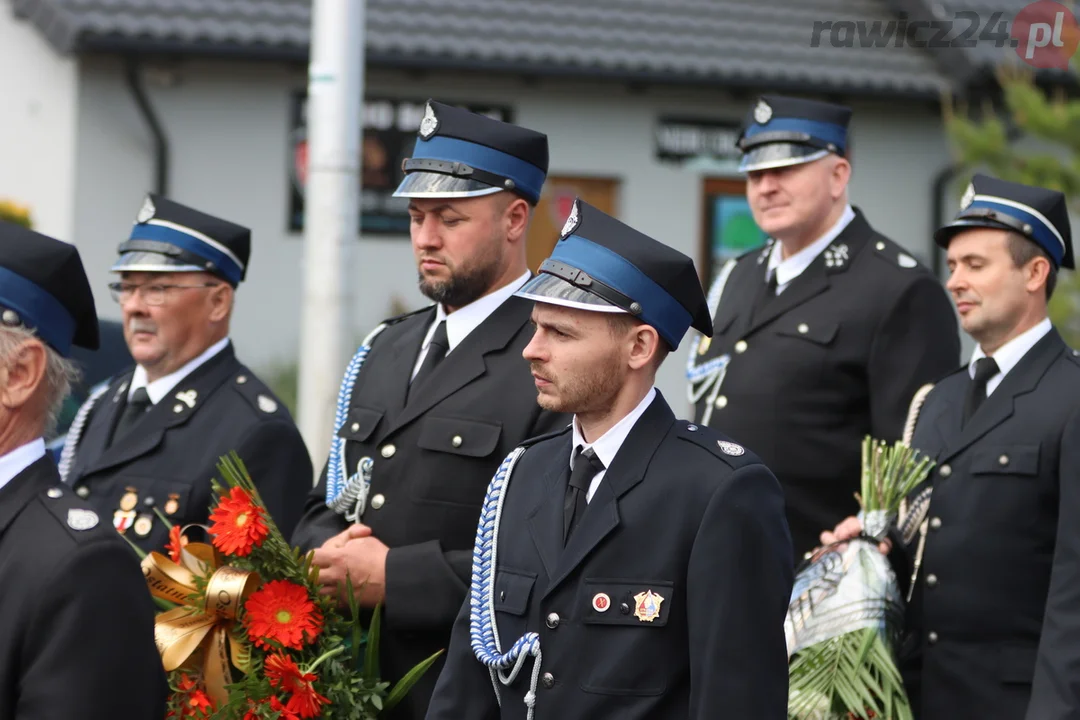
[139,452,440,719]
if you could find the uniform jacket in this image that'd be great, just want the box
[291,295,569,720]
[691,210,960,557]
[0,455,167,718]
[426,391,794,720]
[903,329,1080,720]
[65,342,312,554]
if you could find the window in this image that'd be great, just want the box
[701,178,767,283]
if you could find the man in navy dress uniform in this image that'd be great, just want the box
[688,94,959,559]
[0,222,166,718]
[427,199,793,719]
[824,174,1080,719]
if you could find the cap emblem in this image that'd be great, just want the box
[419,102,439,140]
[560,199,581,239]
[136,196,156,224]
[960,182,975,211]
[754,99,773,125]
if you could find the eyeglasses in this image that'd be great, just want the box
[108,282,221,307]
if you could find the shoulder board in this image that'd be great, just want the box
[519,423,573,449]
[39,486,112,543]
[674,420,760,469]
[230,370,288,417]
[868,236,927,272]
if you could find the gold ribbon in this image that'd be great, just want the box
[142,541,260,707]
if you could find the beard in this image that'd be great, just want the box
[418,254,502,308]
[531,351,624,415]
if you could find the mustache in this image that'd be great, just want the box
[529,363,551,380]
[128,318,157,335]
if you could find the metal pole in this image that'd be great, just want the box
[297,0,365,478]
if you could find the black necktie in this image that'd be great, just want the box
[564,446,605,545]
[111,387,152,445]
[962,357,1000,426]
[409,320,449,398]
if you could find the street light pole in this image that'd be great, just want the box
[296,0,366,478]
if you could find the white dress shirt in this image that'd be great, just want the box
[570,387,657,502]
[765,204,856,294]
[969,317,1052,397]
[411,271,532,379]
[0,438,46,493]
[129,336,231,404]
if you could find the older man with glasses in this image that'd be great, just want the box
[60,194,312,554]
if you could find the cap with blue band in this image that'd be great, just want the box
[737,95,852,173]
[0,221,99,356]
[935,174,1074,270]
[515,199,712,350]
[112,194,252,286]
[394,100,549,205]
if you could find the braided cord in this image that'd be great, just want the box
[58,382,110,483]
[685,259,737,419]
[325,324,388,515]
[469,447,543,719]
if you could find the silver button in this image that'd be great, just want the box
[546,612,560,629]
[236,375,248,384]
[939,464,952,478]
[734,340,748,354]
[687,424,698,432]
[350,422,361,432]
[173,404,184,413]
[999,454,1009,466]
[929,516,942,530]
[500,591,506,601]
[715,395,728,408]
[797,323,809,334]
[380,444,396,458]
[926,574,938,587]
[541,672,555,689]
[370,493,385,510]
[452,435,463,448]
[75,486,89,499]
[876,242,886,250]
[47,488,63,499]
[927,631,939,645]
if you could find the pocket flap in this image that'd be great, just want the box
[775,321,838,346]
[417,416,502,457]
[335,406,384,442]
[972,444,1039,476]
[998,643,1037,683]
[494,568,536,616]
[582,579,674,627]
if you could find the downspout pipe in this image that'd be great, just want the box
[124,56,169,196]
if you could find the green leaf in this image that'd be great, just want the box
[364,603,382,682]
[383,649,444,712]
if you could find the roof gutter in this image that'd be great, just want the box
[124,56,169,196]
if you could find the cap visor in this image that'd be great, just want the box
[514,273,626,313]
[739,144,830,173]
[393,172,505,199]
[111,251,203,274]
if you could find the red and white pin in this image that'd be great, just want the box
[591,592,611,613]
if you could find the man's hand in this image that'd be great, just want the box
[819,516,892,555]
[311,531,389,608]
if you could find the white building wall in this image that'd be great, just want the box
[0,9,79,240]
[72,58,953,414]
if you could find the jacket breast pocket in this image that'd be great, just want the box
[335,406,384,443]
[774,320,839,347]
[493,568,536,646]
[971,444,1039,477]
[412,416,503,506]
[578,579,674,696]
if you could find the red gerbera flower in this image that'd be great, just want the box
[208,486,269,556]
[244,580,322,650]
[269,696,300,720]
[165,525,187,564]
[264,653,330,719]
[187,690,213,717]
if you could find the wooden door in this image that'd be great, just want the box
[526,177,620,271]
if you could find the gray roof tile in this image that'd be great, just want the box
[11,0,970,96]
